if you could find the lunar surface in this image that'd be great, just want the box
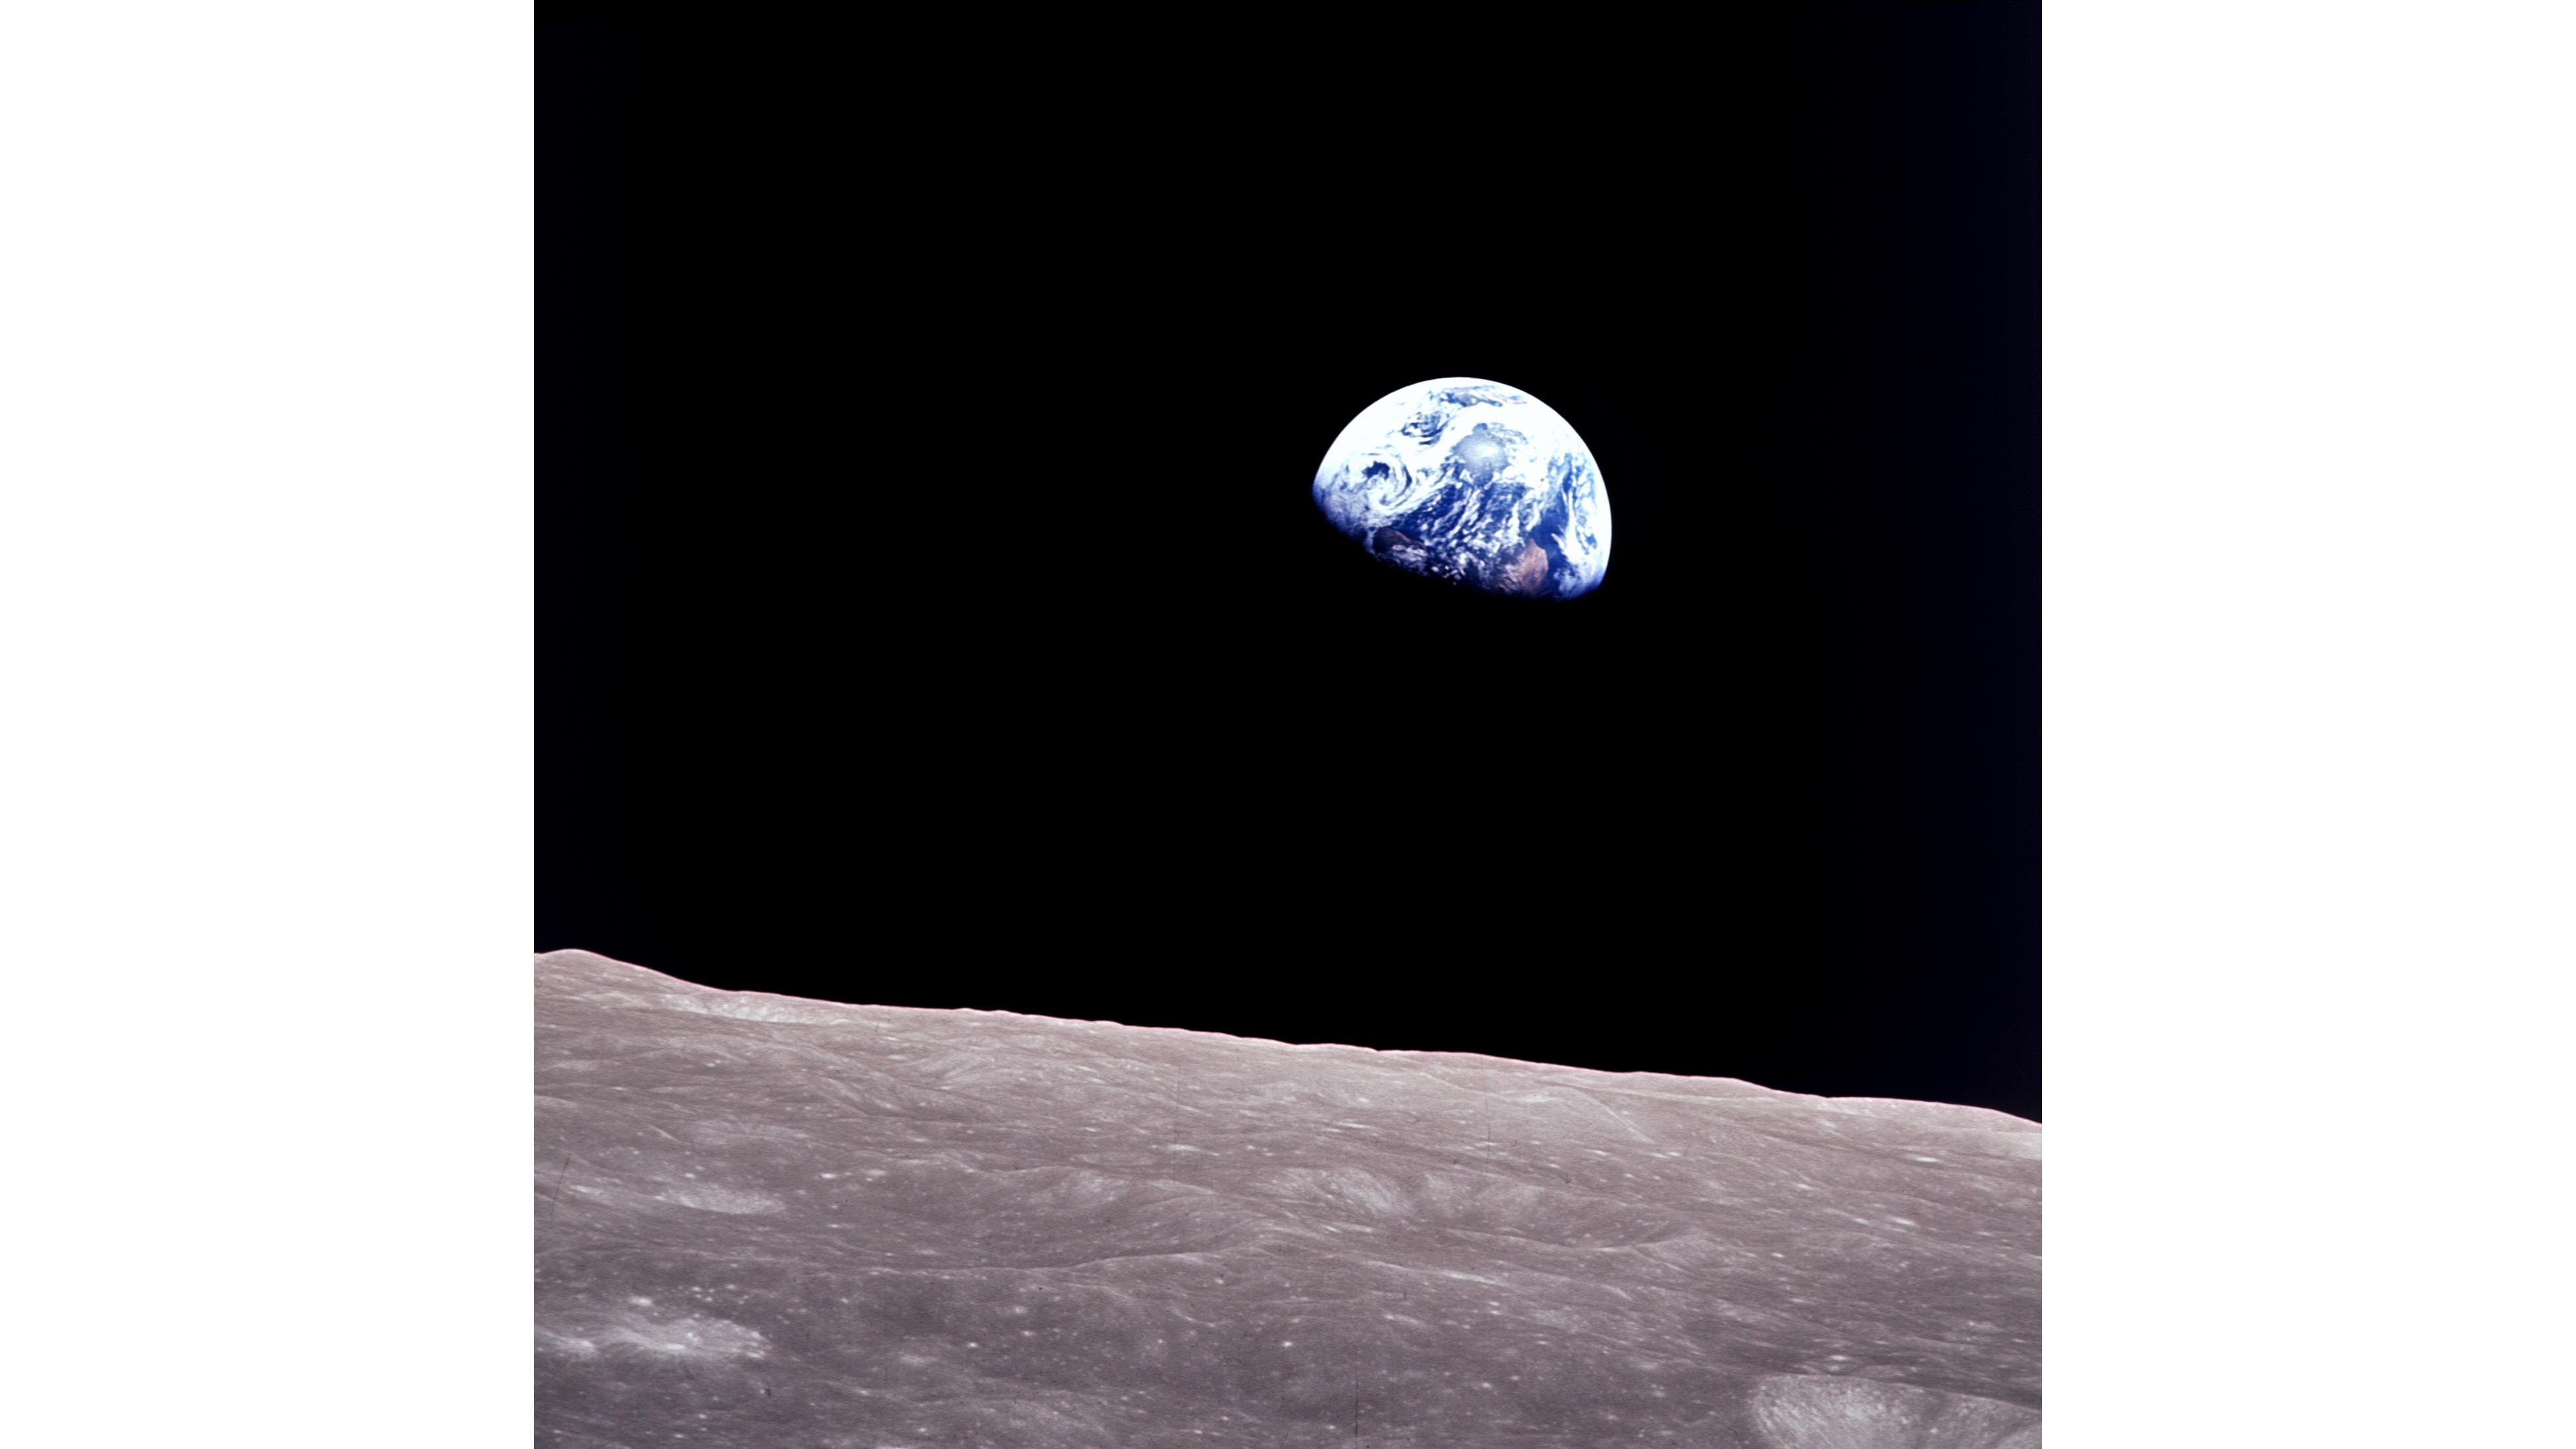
[536,952,2039,1447]
[1311,378,1611,598]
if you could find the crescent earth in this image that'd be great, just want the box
[1311,377,1611,599]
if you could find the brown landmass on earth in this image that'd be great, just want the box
[1496,541,1549,595]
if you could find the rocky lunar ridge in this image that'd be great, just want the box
[535,951,2040,1447]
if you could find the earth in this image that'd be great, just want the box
[1312,378,1612,599]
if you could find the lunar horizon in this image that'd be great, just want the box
[535,951,2039,1446]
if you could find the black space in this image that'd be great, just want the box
[539,7,2039,1118]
